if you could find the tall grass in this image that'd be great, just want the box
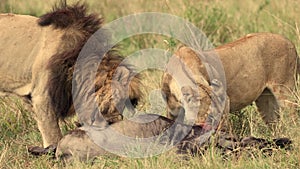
[0,0,299,168]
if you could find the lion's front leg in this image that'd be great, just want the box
[31,94,62,147]
[31,67,63,147]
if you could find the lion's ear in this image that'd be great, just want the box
[113,66,132,86]
[113,64,142,99]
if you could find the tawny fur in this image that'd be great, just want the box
[0,3,141,147]
[162,33,299,126]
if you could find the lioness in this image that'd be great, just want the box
[162,33,299,126]
[0,3,141,147]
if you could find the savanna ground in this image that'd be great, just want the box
[0,0,300,168]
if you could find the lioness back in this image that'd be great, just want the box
[213,33,298,111]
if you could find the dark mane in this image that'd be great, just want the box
[38,2,102,32]
[40,2,103,118]
[40,3,142,121]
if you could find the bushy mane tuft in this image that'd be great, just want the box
[38,2,103,33]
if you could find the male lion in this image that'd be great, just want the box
[162,33,299,127]
[0,3,141,147]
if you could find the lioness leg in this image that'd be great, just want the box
[255,88,280,126]
[255,85,294,128]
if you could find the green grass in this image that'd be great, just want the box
[1,0,300,168]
